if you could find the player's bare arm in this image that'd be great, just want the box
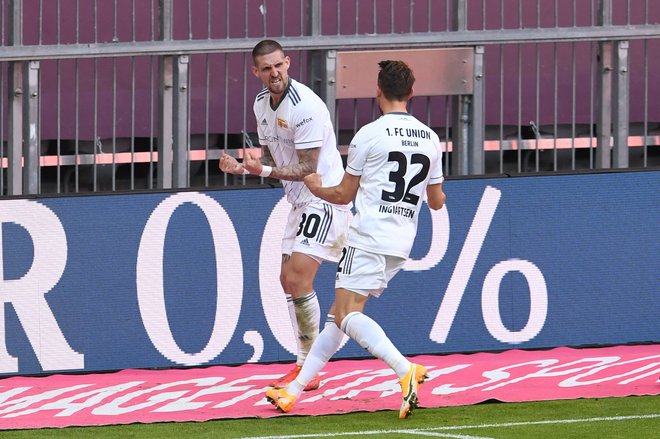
[245,147,320,181]
[273,147,319,181]
[304,172,360,205]
[426,182,446,210]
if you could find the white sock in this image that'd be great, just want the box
[341,311,410,379]
[293,291,321,365]
[288,315,345,398]
[285,294,302,366]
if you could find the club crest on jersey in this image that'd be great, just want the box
[277,118,288,128]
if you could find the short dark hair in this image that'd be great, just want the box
[377,60,415,101]
[252,39,284,64]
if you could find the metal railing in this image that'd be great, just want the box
[1,0,658,195]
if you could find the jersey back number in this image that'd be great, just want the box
[381,151,430,205]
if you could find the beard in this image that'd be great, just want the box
[268,76,287,95]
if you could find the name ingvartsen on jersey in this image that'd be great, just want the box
[378,204,415,219]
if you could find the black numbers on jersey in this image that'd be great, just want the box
[337,247,347,273]
[381,151,430,205]
[297,213,321,238]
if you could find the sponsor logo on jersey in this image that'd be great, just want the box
[263,135,294,145]
[261,118,268,126]
[295,117,313,128]
[277,118,288,128]
[349,143,357,148]
[300,238,310,246]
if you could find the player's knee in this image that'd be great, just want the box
[283,277,304,295]
[284,276,313,296]
[280,272,306,295]
[281,265,314,294]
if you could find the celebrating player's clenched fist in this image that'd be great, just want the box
[243,150,264,176]
[219,152,245,175]
[303,172,323,196]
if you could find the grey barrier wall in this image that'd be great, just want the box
[0,0,659,195]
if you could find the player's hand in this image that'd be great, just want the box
[243,150,263,175]
[303,173,323,195]
[219,153,245,175]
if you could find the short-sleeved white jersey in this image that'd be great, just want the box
[254,78,346,207]
[345,112,444,258]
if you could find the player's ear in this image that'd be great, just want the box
[251,65,259,78]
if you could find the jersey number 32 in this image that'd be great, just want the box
[381,151,430,205]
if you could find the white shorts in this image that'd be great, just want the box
[282,201,352,263]
[335,246,406,298]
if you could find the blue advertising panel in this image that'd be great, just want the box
[1,171,658,376]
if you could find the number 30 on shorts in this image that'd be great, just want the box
[296,213,322,238]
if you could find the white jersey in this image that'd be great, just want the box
[254,78,346,207]
[345,112,444,259]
